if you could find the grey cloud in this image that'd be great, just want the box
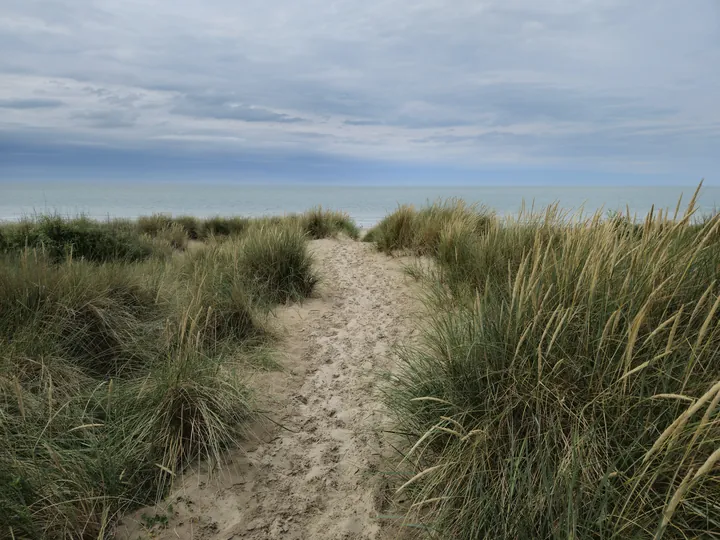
[172,94,305,123]
[0,98,64,109]
[344,119,381,126]
[72,109,139,128]
[470,87,678,127]
[395,116,476,129]
[0,0,718,174]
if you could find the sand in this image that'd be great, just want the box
[115,238,419,539]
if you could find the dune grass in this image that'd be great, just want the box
[0,215,156,262]
[0,214,322,539]
[131,208,359,243]
[375,189,720,538]
[201,216,251,238]
[301,206,360,240]
[364,199,493,255]
[182,244,264,346]
[240,223,319,303]
[0,208,360,262]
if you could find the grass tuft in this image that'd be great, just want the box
[240,224,319,303]
[366,199,494,255]
[301,206,360,239]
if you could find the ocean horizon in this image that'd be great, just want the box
[2,182,718,227]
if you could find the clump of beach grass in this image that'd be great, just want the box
[383,187,720,538]
[182,242,264,345]
[365,204,416,252]
[301,206,360,239]
[365,199,494,255]
[138,214,247,242]
[240,223,319,304]
[137,214,176,236]
[155,222,189,251]
[173,215,202,240]
[0,251,169,376]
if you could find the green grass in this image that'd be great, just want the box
[0,253,168,377]
[0,215,156,262]
[137,214,177,236]
[182,241,264,345]
[365,199,493,255]
[201,216,251,238]
[134,208,360,243]
[137,213,249,241]
[0,209,361,266]
[0,213,323,539]
[301,206,360,239]
[240,223,319,304]
[378,188,720,538]
[173,216,202,240]
[0,322,250,539]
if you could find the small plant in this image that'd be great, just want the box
[140,511,169,530]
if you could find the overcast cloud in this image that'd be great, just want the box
[0,0,718,182]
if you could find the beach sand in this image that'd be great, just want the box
[115,237,420,539]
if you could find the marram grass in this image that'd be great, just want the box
[1,207,361,260]
[377,187,720,539]
[364,199,494,255]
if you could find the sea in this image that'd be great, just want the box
[1,183,718,228]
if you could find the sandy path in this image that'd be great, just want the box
[116,238,417,540]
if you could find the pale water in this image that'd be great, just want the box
[1,183,718,227]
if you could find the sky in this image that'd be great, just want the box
[0,0,719,185]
